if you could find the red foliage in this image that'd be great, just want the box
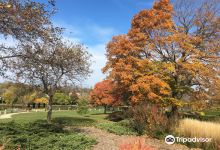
[89,80,120,107]
[119,137,156,150]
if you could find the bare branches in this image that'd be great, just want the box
[0,0,54,41]
[10,38,92,95]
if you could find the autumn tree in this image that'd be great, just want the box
[90,80,120,113]
[9,37,91,123]
[103,0,220,121]
[0,0,54,41]
[0,0,55,78]
[34,97,48,105]
[0,82,37,108]
[1,86,18,107]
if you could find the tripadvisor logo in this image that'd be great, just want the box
[165,135,175,145]
[165,135,212,145]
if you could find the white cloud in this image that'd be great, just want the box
[86,24,117,42]
[0,35,18,47]
[53,20,118,87]
[83,44,107,88]
[0,21,115,87]
[54,20,118,44]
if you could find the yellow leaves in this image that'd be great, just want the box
[2,90,15,104]
[164,63,175,72]
[180,61,211,77]
[166,98,186,107]
[129,75,171,104]
[34,97,48,104]
[160,89,170,95]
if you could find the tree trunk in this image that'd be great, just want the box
[104,105,107,114]
[170,105,179,124]
[47,95,53,124]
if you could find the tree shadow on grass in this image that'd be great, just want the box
[90,112,112,115]
[53,117,97,127]
[0,119,97,150]
[0,117,97,138]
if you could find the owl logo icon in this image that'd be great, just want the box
[165,135,175,145]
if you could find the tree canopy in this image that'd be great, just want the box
[0,0,54,40]
[90,80,120,113]
[103,0,220,110]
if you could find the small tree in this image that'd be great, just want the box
[69,91,79,105]
[89,80,120,114]
[10,38,91,123]
[2,87,17,108]
[77,97,89,115]
[53,92,70,105]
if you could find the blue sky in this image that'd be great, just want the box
[0,0,155,87]
[51,0,154,87]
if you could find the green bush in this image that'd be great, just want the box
[96,120,137,135]
[53,92,71,105]
[0,121,96,150]
[77,98,89,115]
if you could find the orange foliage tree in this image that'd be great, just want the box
[89,80,120,113]
[103,0,220,119]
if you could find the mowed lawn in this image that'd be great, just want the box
[0,110,110,150]
[0,110,109,124]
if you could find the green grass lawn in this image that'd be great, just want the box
[0,110,108,124]
[203,108,220,116]
[181,107,220,122]
[199,108,220,122]
[0,110,136,150]
[0,110,108,150]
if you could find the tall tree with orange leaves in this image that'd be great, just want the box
[103,0,220,120]
[89,80,120,113]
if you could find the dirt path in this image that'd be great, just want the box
[0,112,29,119]
[67,127,201,150]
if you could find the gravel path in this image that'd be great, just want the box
[67,127,201,150]
[0,112,29,119]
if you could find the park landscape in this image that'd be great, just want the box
[0,0,220,149]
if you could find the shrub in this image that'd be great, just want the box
[96,120,137,135]
[77,98,89,115]
[0,121,96,150]
[119,137,155,150]
[129,103,169,137]
[53,92,71,105]
[107,111,124,122]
